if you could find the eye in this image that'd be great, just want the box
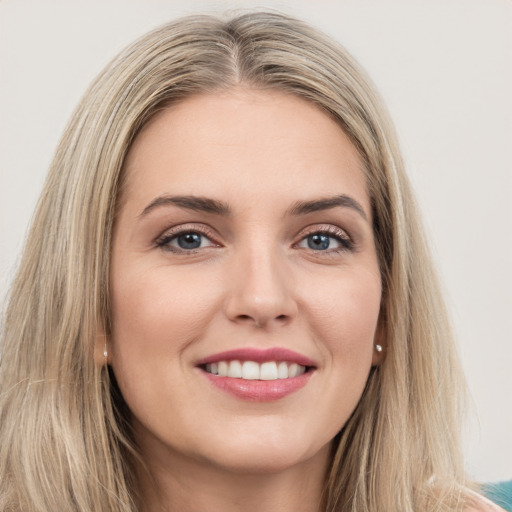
[297,228,353,252]
[156,229,216,253]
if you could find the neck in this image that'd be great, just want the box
[136,437,330,512]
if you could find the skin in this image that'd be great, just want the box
[104,89,385,512]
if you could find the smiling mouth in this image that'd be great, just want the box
[203,360,310,381]
[196,347,316,400]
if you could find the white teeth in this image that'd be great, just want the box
[227,360,242,378]
[260,361,278,380]
[277,361,289,379]
[242,361,260,380]
[205,360,307,380]
[218,361,228,377]
[288,363,306,377]
[288,363,299,378]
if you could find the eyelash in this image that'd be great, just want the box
[155,225,354,255]
[155,225,219,254]
[296,225,354,254]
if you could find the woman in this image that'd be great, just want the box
[0,11,503,512]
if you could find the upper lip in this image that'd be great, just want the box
[195,347,317,368]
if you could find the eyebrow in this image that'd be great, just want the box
[138,193,368,221]
[139,195,231,218]
[288,195,368,221]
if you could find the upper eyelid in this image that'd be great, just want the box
[295,224,352,241]
[155,223,220,245]
[157,223,217,237]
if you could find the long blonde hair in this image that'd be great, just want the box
[0,11,472,512]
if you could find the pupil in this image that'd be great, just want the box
[308,234,330,250]
[178,233,201,249]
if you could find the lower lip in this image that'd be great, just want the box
[201,370,313,401]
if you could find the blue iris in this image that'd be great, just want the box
[307,234,331,250]
[177,232,202,249]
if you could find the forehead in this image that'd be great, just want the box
[122,89,370,216]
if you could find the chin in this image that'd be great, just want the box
[193,426,332,475]
[203,448,325,476]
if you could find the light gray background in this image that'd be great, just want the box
[1,0,510,483]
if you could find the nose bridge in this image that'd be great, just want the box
[224,233,296,327]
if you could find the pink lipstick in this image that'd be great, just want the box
[196,347,316,367]
[196,347,316,401]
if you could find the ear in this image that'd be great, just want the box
[93,323,109,367]
[371,315,386,366]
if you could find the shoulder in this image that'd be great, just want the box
[464,491,507,512]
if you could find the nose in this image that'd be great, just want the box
[224,244,297,329]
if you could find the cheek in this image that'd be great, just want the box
[109,263,221,368]
[287,268,381,447]
[304,268,382,363]
[108,264,224,426]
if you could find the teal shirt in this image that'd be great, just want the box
[483,481,512,511]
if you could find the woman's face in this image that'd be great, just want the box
[108,89,383,474]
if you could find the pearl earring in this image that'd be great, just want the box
[103,342,108,361]
[375,344,383,353]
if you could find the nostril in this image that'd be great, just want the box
[233,313,290,327]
